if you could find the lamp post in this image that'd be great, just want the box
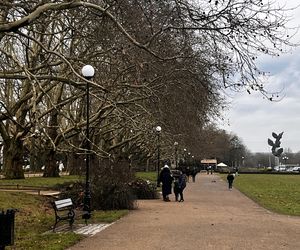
[81,65,95,220]
[156,126,161,186]
[188,152,191,166]
[174,142,178,169]
[282,155,288,165]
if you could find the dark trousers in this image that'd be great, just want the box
[175,189,184,201]
[228,181,233,189]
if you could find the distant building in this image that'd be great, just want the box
[201,159,217,170]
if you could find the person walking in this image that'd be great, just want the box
[235,167,239,176]
[158,165,173,201]
[191,167,197,182]
[207,166,211,175]
[176,171,187,202]
[227,171,235,190]
[173,170,181,201]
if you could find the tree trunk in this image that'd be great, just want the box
[68,152,84,175]
[3,139,25,179]
[43,149,59,177]
[146,158,150,172]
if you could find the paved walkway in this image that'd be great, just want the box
[68,173,300,250]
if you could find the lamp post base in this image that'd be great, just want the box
[82,189,91,221]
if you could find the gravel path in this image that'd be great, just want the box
[69,173,300,250]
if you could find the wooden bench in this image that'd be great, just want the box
[52,198,75,231]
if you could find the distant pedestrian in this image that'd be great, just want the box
[207,166,211,175]
[227,172,235,190]
[186,167,191,182]
[158,165,173,201]
[235,167,239,176]
[191,167,197,182]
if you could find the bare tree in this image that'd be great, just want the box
[0,0,296,178]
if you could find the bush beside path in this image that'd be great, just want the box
[68,173,300,250]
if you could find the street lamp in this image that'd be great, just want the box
[81,65,95,220]
[156,126,161,186]
[174,142,178,169]
[282,155,288,165]
[183,148,187,163]
[188,152,191,165]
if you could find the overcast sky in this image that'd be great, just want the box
[220,0,300,153]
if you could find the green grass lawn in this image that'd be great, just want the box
[227,174,300,216]
[135,171,157,182]
[0,191,82,250]
[0,175,128,250]
[0,175,83,188]
[1,191,128,250]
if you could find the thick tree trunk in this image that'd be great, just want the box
[3,139,25,179]
[43,149,59,177]
[68,152,85,175]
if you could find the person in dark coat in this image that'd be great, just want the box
[227,172,235,190]
[158,165,173,201]
[173,170,181,201]
[191,167,198,182]
[177,171,187,202]
[185,167,191,182]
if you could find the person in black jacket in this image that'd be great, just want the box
[191,167,198,182]
[158,165,173,201]
[177,171,187,202]
[173,170,186,202]
[227,172,235,190]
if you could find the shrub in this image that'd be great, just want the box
[129,178,159,199]
[57,181,85,208]
[90,157,137,210]
[92,181,136,210]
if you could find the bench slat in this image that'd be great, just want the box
[54,199,73,210]
[56,204,73,210]
[55,198,72,205]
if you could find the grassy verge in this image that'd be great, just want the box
[135,171,157,182]
[0,175,83,188]
[221,174,300,216]
[0,175,128,250]
[0,173,156,249]
[1,191,128,250]
[0,191,82,250]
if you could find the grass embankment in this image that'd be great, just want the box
[0,175,128,250]
[135,171,157,182]
[228,174,300,216]
[0,175,82,188]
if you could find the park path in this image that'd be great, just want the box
[68,173,300,250]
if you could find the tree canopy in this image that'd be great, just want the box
[0,0,295,178]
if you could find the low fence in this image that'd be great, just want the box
[0,184,51,195]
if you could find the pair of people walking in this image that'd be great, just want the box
[157,165,186,202]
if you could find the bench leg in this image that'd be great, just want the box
[69,217,74,230]
[53,218,59,232]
